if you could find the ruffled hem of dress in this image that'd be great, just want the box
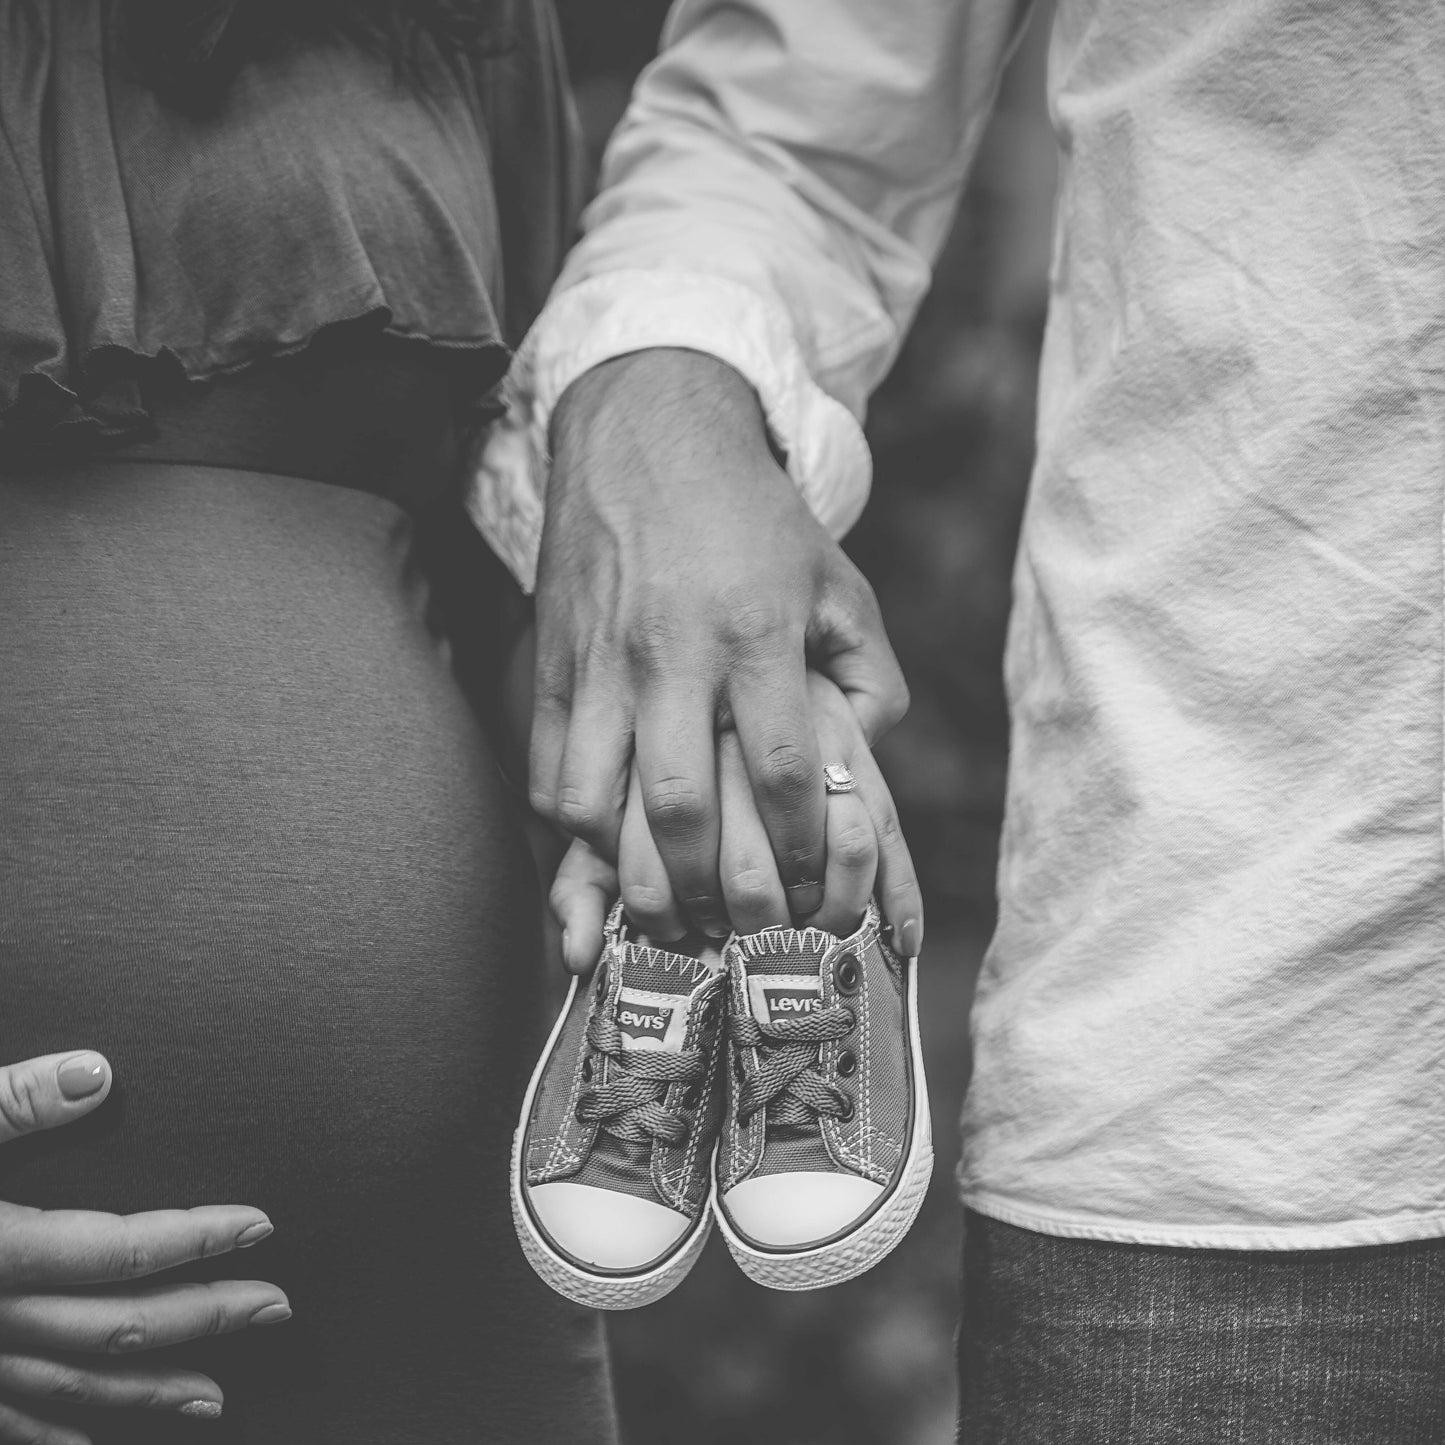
[0,305,511,463]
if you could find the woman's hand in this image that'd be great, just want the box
[0,1051,291,1444]
[550,673,923,971]
[529,349,910,942]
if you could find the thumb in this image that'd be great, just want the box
[0,1051,112,1146]
[809,569,910,745]
[549,839,617,976]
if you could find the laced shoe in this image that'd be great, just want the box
[512,904,727,1309]
[714,904,932,1289]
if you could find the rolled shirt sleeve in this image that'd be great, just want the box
[470,0,1032,591]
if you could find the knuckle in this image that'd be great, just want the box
[757,743,814,801]
[621,610,681,679]
[531,652,573,707]
[137,1379,170,1411]
[528,782,558,820]
[716,592,790,653]
[723,867,778,910]
[112,1238,156,1283]
[643,779,707,838]
[42,1366,89,1405]
[194,1225,224,1262]
[831,822,878,870]
[551,789,609,844]
[873,803,904,847]
[578,632,620,678]
[547,876,574,914]
[105,1320,148,1355]
[201,1298,230,1340]
[0,1066,46,1137]
[620,883,672,923]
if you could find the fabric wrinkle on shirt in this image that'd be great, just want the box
[475,0,1445,1251]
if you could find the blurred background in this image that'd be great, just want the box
[553,5,1059,1441]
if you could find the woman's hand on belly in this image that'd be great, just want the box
[0,1051,290,1442]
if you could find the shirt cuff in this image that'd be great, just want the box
[467,270,873,594]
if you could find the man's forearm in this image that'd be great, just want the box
[469,0,1034,594]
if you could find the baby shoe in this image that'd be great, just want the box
[512,904,727,1309]
[714,904,932,1289]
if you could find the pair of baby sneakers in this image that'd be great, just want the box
[511,902,932,1309]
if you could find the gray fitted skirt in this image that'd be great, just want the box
[0,462,615,1445]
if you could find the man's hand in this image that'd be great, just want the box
[530,348,910,941]
[0,1052,290,1443]
[551,672,925,973]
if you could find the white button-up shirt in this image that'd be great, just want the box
[473,0,1445,1249]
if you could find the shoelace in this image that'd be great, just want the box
[575,1012,705,1146]
[730,1004,857,1128]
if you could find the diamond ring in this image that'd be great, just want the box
[823,763,858,795]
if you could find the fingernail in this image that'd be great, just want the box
[898,918,922,958]
[57,1053,108,1100]
[249,1302,292,1326]
[235,1220,274,1249]
[178,1401,224,1420]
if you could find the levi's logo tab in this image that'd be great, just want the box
[614,986,691,1052]
[763,987,820,1022]
[617,1000,672,1042]
[747,973,822,1027]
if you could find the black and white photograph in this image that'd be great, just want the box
[1,1,1442,1442]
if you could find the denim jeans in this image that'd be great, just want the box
[958,1210,1445,1444]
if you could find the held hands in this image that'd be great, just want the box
[532,349,920,955]
[553,671,921,970]
[0,1052,289,1445]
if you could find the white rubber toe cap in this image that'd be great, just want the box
[721,1172,885,1249]
[526,1182,693,1272]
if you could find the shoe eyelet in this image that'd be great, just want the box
[581,1058,593,1084]
[834,952,861,996]
[681,1084,702,1110]
[835,1092,856,1123]
[836,1048,858,1079]
[842,1006,858,1032]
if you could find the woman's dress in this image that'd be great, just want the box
[0,5,615,1441]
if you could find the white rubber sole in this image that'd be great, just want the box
[510,975,712,1311]
[714,955,934,1291]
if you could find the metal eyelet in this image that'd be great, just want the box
[681,1084,702,1110]
[836,1048,858,1079]
[842,1006,858,1032]
[581,1058,593,1084]
[834,952,861,995]
[835,1092,856,1123]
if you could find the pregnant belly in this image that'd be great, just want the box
[0,462,569,1441]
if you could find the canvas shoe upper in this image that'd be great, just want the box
[512,905,726,1309]
[715,904,932,1289]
